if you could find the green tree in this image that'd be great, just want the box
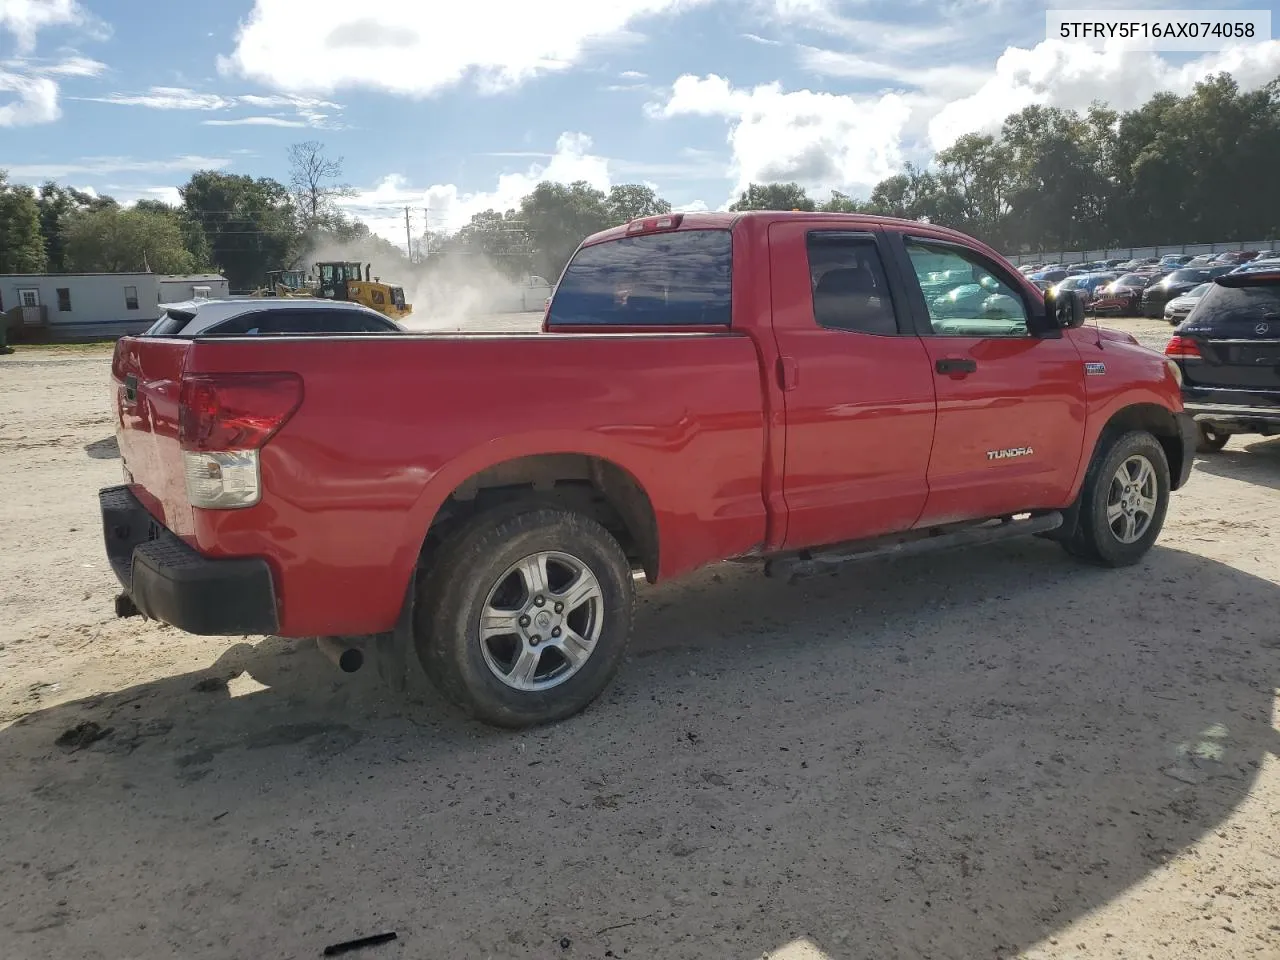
[728,182,816,211]
[426,208,533,279]
[604,184,672,224]
[38,183,116,272]
[519,181,611,280]
[134,199,214,270]
[933,133,1014,245]
[0,174,48,273]
[819,190,874,213]
[180,171,298,289]
[63,206,197,274]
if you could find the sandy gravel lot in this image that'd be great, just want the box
[0,318,1276,960]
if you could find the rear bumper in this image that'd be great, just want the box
[1183,399,1280,434]
[1173,411,1197,489]
[99,485,279,636]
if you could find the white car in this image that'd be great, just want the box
[1163,282,1211,325]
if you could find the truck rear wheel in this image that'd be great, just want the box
[1061,430,1170,567]
[414,504,635,728]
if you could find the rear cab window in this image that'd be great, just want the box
[547,229,732,326]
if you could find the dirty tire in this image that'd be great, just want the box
[1195,423,1229,453]
[1061,430,1170,568]
[414,504,635,728]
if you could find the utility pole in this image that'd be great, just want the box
[404,206,413,262]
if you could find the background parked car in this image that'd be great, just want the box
[1166,271,1280,451]
[1185,254,1218,267]
[1053,272,1119,310]
[1212,250,1260,265]
[1030,269,1069,283]
[1163,281,1212,324]
[1160,254,1194,267]
[1141,265,1235,317]
[1229,257,1280,274]
[1092,273,1153,314]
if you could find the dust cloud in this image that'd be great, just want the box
[295,238,548,331]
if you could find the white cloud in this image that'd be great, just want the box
[796,46,989,92]
[109,185,185,207]
[86,86,234,109]
[203,116,310,127]
[2,54,106,77]
[0,69,57,125]
[3,154,229,179]
[652,74,912,200]
[220,0,712,96]
[339,132,612,243]
[619,69,647,80]
[929,38,1280,148]
[0,1,104,126]
[75,85,341,127]
[0,0,85,54]
[644,28,1280,204]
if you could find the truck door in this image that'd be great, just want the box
[887,233,1087,524]
[769,221,937,549]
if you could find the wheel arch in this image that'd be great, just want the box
[406,447,661,594]
[1096,402,1188,491]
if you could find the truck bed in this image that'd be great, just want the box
[113,332,771,636]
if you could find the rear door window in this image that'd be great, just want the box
[547,229,732,326]
[805,233,901,335]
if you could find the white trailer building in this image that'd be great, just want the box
[0,272,228,340]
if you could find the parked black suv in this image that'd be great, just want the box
[1165,271,1280,451]
[1141,265,1234,318]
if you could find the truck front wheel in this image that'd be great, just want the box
[1061,430,1171,567]
[414,504,635,728]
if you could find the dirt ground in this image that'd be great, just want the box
[1,317,1277,960]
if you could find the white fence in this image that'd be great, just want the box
[1006,239,1278,267]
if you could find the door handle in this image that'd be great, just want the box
[935,358,977,375]
[776,355,799,391]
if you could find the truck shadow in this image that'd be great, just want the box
[82,437,119,460]
[1190,435,1280,491]
[1,543,1276,959]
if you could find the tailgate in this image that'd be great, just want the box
[1179,279,1280,392]
[111,336,196,538]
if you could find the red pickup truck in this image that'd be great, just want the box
[101,212,1197,727]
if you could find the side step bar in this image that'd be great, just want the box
[763,511,1064,582]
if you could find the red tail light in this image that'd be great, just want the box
[110,340,128,384]
[179,373,303,452]
[1164,335,1201,359]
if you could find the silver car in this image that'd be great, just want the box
[1163,282,1212,325]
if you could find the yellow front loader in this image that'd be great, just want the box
[315,262,412,321]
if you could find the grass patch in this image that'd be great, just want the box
[9,340,116,356]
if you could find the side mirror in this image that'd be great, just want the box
[1035,287,1086,335]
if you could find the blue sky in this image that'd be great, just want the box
[2,0,1278,246]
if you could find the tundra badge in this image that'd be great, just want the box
[1085,362,1106,376]
[987,447,1033,461]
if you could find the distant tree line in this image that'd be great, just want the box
[1,74,1276,288]
[0,141,401,289]
[728,74,1280,253]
